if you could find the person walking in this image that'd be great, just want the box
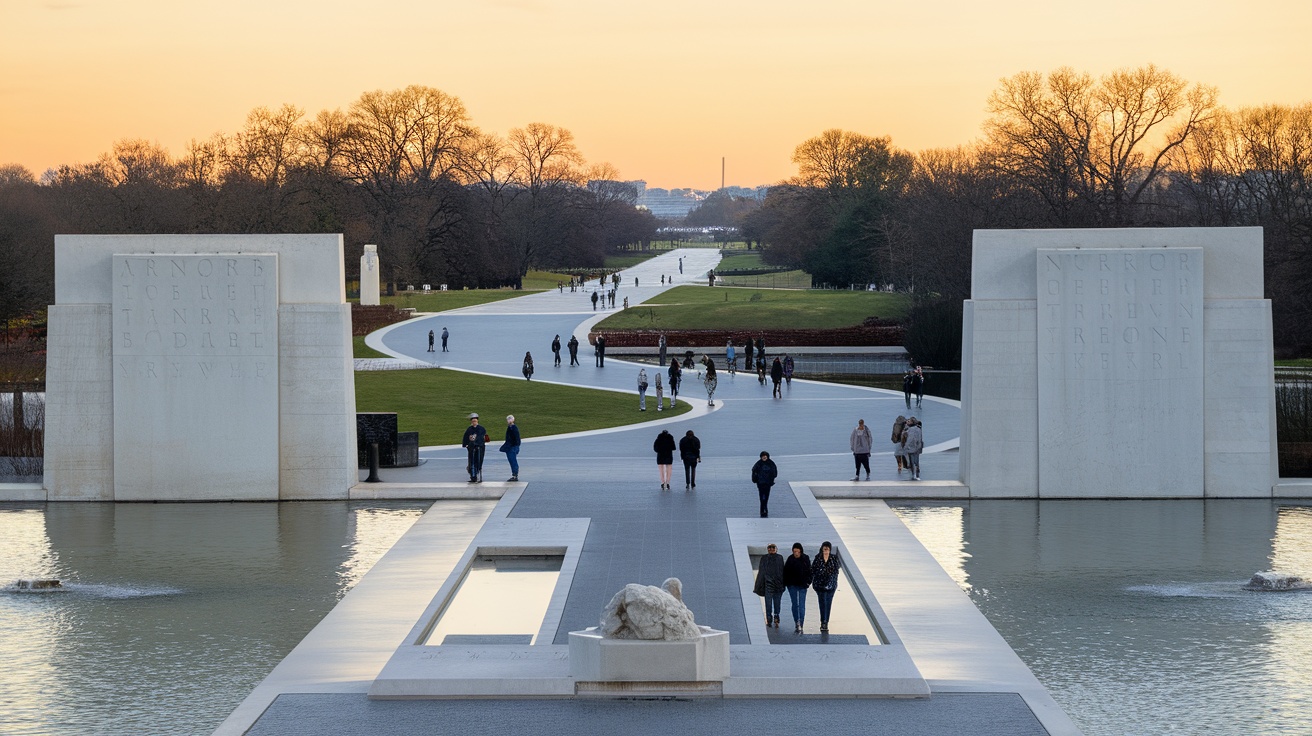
[551,335,561,367]
[668,359,681,404]
[595,336,606,367]
[440,327,449,352]
[567,335,580,366]
[461,413,488,483]
[500,415,521,481]
[783,355,794,385]
[902,370,914,409]
[743,338,754,374]
[725,340,736,375]
[751,451,778,518]
[522,352,534,381]
[891,415,908,473]
[637,368,649,411]
[654,373,664,411]
[811,542,840,633]
[679,257,683,274]
[754,543,786,629]
[658,334,667,367]
[702,356,718,407]
[591,290,598,311]
[756,353,767,385]
[913,366,926,407]
[756,337,765,361]
[850,418,872,481]
[902,417,924,480]
[679,430,701,489]
[427,329,435,352]
[654,429,676,490]
[634,276,639,288]
[770,357,784,398]
[783,543,812,633]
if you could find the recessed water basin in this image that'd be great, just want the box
[424,555,563,646]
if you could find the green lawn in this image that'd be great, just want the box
[1277,359,1312,367]
[595,286,908,330]
[716,252,769,271]
[353,336,390,359]
[355,368,692,446]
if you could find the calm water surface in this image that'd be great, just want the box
[893,500,1312,736]
[0,501,430,736]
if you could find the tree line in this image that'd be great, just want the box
[0,84,657,322]
[704,65,1311,355]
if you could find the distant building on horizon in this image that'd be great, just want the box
[627,181,769,219]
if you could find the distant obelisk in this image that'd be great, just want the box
[721,157,725,190]
[360,244,380,306]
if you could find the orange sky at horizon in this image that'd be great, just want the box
[2,0,1309,190]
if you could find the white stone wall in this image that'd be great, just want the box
[960,227,1277,498]
[44,235,355,501]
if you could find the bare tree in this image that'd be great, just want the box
[986,65,1217,226]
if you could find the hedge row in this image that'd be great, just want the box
[590,325,905,348]
[352,304,409,337]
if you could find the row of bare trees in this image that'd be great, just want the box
[0,85,656,320]
[716,65,1311,353]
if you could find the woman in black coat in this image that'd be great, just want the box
[678,430,701,490]
[653,430,676,490]
[782,543,812,633]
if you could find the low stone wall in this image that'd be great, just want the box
[591,324,904,348]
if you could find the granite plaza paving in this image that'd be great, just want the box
[218,249,1080,735]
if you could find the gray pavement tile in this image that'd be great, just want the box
[249,693,1050,736]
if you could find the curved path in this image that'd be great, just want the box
[364,248,960,486]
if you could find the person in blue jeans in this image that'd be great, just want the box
[500,415,521,482]
[783,542,812,633]
[811,541,840,633]
[754,543,785,628]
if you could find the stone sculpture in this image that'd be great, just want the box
[1243,571,1306,592]
[599,577,701,641]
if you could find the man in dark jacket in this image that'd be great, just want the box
[679,430,701,489]
[567,335,580,366]
[551,335,561,367]
[595,336,606,367]
[461,413,488,483]
[751,451,778,518]
[753,543,786,628]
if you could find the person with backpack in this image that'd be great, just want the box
[751,451,778,518]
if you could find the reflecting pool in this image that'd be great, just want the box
[892,500,1312,736]
[0,501,430,736]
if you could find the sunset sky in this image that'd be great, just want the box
[2,0,1309,189]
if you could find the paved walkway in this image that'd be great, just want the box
[364,248,961,487]
[221,250,1080,736]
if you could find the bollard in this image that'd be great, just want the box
[365,442,382,483]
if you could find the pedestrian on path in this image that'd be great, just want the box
[634,276,639,288]
[637,368,649,411]
[428,330,435,352]
[902,371,914,409]
[552,335,561,367]
[891,415,908,473]
[679,257,683,274]
[654,429,676,490]
[595,336,606,367]
[751,451,778,518]
[500,415,521,481]
[783,355,794,384]
[441,327,449,352]
[756,354,767,385]
[850,419,872,481]
[658,334,667,367]
[679,430,701,489]
[753,543,785,629]
[567,335,580,366]
[726,340,736,375]
[784,543,812,633]
[591,291,598,311]
[811,542,840,633]
[461,413,487,483]
[522,352,534,381]
[744,339,754,375]
[913,366,926,407]
[668,359,681,403]
[902,417,924,480]
[702,356,718,407]
[770,357,784,398]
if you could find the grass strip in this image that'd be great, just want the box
[355,367,692,446]
[597,285,908,331]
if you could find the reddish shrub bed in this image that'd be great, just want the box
[591,324,904,348]
[352,304,409,337]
